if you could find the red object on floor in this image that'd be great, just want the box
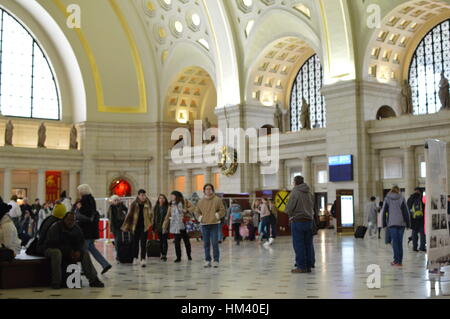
[99,219,112,239]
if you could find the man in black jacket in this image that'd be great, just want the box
[407,188,425,252]
[44,211,104,289]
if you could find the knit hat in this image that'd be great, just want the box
[53,203,67,219]
[0,201,12,220]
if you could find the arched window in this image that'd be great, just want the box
[290,54,326,131]
[0,8,60,120]
[409,19,450,115]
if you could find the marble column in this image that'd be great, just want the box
[168,171,175,194]
[69,170,78,201]
[3,168,11,200]
[403,146,416,197]
[371,149,382,198]
[37,169,46,202]
[184,169,192,196]
[302,156,312,187]
[253,163,261,191]
[204,167,212,185]
[277,160,286,189]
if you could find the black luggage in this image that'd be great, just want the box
[117,232,133,263]
[146,239,161,258]
[247,223,256,241]
[354,226,367,239]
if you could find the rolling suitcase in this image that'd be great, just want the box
[146,240,161,258]
[117,232,134,263]
[354,226,367,239]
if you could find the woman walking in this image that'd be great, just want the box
[195,184,225,268]
[76,184,112,275]
[107,195,128,263]
[381,186,411,267]
[153,194,169,262]
[122,189,153,267]
[259,197,272,245]
[37,202,52,230]
[228,200,243,245]
[162,191,192,262]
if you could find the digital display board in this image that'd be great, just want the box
[329,155,353,182]
[340,195,354,228]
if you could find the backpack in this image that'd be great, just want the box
[411,200,424,219]
[0,244,14,262]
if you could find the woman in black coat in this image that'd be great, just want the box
[76,184,112,274]
[153,194,169,261]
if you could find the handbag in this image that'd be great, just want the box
[0,244,15,262]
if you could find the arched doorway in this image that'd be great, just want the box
[376,106,396,120]
[109,179,132,197]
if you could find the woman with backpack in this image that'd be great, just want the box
[76,184,112,274]
[228,200,243,245]
[162,191,192,263]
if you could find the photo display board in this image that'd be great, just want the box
[425,139,450,270]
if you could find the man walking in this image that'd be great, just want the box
[407,188,426,252]
[285,176,315,273]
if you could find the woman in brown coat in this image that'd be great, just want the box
[121,189,153,267]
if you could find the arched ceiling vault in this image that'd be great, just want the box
[363,0,450,85]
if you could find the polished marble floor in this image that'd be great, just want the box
[1,229,450,299]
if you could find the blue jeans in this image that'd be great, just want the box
[85,239,111,269]
[260,216,271,240]
[201,224,220,262]
[291,221,313,270]
[389,226,405,264]
[218,222,223,241]
[385,228,391,244]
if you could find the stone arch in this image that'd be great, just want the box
[246,36,317,110]
[363,0,450,85]
[376,105,397,120]
[163,65,217,125]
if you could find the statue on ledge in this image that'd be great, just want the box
[70,125,78,150]
[4,120,13,146]
[274,103,283,133]
[37,122,46,148]
[300,98,311,130]
[401,80,413,114]
[439,72,449,111]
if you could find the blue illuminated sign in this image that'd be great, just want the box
[328,155,352,166]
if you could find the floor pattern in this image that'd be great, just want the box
[1,229,450,299]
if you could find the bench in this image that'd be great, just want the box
[0,253,51,289]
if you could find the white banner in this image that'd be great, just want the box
[425,139,450,270]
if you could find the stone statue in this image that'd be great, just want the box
[439,72,449,110]
[300,98,311,130]
[203,117,211,131]
[274,103,283,132]
[401,80,413,114]
[69,125,78,150]
[37,122,46,148]
[4,120,13,146]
